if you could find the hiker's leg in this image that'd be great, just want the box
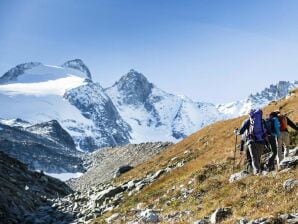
[247,141,260,174]
[245,146,252,173]
[267,136,277,170]
[277,134,284,169]
[283,132,290,157]
[256,143,264,172]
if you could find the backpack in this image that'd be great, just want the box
[249,109,265,141]
[279,115,288,131]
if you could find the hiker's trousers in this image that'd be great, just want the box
[267,135,278,170]
[247,141,264,174]
[277,131,290,168]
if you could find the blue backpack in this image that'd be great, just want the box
[249,109,266,141]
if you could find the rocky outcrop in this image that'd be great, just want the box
[283,178,298,191]
[61,59,92,79]
[229,170,250,183]
[192,207,232,224]
[280,156,298,170]
[0,122,85,173]
[25,120,77,149]
[30,156,185,223]
[238,213,298,223]
[64,81,131,151]
[114,165,134,178]
[68,142,172,191]
[210,208,232,224]
[0,151,72,224]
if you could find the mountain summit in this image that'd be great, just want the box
[0,61,130,151]
[0,62,41,84]
[62,59,92,80]
[217,80,298,116]
[110,69,153,105]
[0,61,297,151]
[106,70,223,142]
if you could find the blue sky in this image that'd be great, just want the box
[1,0,298,103]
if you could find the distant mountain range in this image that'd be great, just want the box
[0,59,297,155]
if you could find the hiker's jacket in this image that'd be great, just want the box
[268,117,280,137]
[238,118,266,144]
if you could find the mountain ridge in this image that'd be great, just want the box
[0,61,297,152]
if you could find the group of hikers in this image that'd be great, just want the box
[234,109,298,175]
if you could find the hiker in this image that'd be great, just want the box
[235,109,267,175]
[276,111,298,169]
[264,112,280,171]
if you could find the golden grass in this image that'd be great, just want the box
[95,89,298,223]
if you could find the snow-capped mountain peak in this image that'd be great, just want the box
[0,61,130,152]
[62,59,92,80]
[0,62,42,84]
[217,80,298,117]
[105,70,223,143]
[109,69,153,105]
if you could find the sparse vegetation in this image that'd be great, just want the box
[95,90,298,223]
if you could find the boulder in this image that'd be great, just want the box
[114,165,134,178]
[139,209,159,223]
[283,179,298,191]
[279,156,298,169]
[106,213,120,223]
[229,171,249,183]
[210,207,232,224]
[193,218,210,224]
[289,148,298,157]
[94,186,125,207]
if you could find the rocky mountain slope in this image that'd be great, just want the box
[67,142,172,191]
[92,88,298,223]
[105,69,224,142]
[17,89,297,224]
[1,89,296,223]
[0,151,72,224]
[0,120,85,173]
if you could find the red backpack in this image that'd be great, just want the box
[279,115,288,131]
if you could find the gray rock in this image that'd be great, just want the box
[210,207,232,224]
[106,213,120,223]
[289,148,298,156]
[0,121,85,173]
[139,209,159,223]
[114,165,134,178]
[193,219,210,224]
[283,179,298,191]
[0,151,72,223]
[95,186,125,207]
[280,156,298,169]
[151,169,166,180]
[229,171,249,183]
[238,218,249,224]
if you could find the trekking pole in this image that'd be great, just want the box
[232,128,238,173]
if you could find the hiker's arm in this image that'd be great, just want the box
[238,119,250,135]
[287,117,298,131]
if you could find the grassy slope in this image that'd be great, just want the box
[95,89,298,223]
